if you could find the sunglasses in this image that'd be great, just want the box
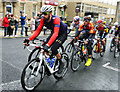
[84,20,89,22]
[74,20,78,22]
[42,12,50,15]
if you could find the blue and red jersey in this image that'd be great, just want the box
[29,15,67,46]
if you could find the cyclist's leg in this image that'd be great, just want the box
[51,34,67,58]
[50,34,67,73]
[85,33,94,66]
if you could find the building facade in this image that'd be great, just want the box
[115,1,120,24]
[0,0,67,19]
[66,0,117,24]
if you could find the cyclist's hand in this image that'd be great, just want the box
[84,39,88,44]
[109,34,111,37]
[102,38,105,42]
[97,38,100,40]
[43,44,49,53]
[23,38,30,46]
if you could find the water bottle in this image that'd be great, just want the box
[46,58,55,68]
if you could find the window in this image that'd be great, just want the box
[85,4,91,12]
[107,8,111,14]
[103,8,107,14]
[92,5,98,13]
[98,7,102,14]
[6,2,12,14]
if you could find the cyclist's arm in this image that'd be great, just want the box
[29,18,44,41]
[76,24,83,38]
[68,22,74,33]
[47,17,60,46]
[88,24,95,40]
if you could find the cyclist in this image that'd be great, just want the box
[73,15,95,67]
[103,20,109,35]
[95,20,108,52]
[23,5,67,73]
[67,16,83,36]
[109,22,119,37]
[109,22,120,50]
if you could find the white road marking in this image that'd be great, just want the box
[1,80,20,86]
[0,59,22,71]
[102,62,120,72]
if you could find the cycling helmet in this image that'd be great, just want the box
[73,16,80,22]
[41,5,53,13]
[103,21,106,24]
[97,20,103,24]
[84,15,91,21]
[114,22,118,26]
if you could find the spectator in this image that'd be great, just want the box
[25,18,31,36]
[31,16,35,34]
[35,15,40,30]
[37,12,42,19]
[8,14,15,37]
[14,15,19,37]
[0,17,2,27]
[20,13,27,36]
[3,14,10,37]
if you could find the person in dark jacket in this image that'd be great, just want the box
[3,14,10,37]
[8,14,15,37]
[35,15,40,30]
[14,15,19,37]
[20,13,27,36]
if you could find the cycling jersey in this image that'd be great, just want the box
[69,21,83,31]
[95,25,107,32]
[29,15,67,46]
[95,25,108,38]
[77,22,95,39]
[78,22,95,33]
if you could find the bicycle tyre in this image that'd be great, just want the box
[53,52,69,80]
[65,43,73,53]
[114,43,119,58]
[70,46,81,72]
[92,43,99,59]
[110,39,115,52]
[28,47,41,62]
[21,58,45,91]
[100,43,105,57]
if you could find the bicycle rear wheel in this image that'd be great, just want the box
[21,58,45,91]
[53,52,69,80]
[114,43,119,58]
[71,49,81,71]
[28,47,41,62]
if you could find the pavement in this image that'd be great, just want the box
[0,27,73,38]
[0,35,120,91]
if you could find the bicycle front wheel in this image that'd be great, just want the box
[28,47,41,62]
[100,44,105,57]
[65,43,74,60]
[92,43,99,59]
[21,58,45,91]
[71,47,81,72]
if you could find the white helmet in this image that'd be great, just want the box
[73,16,80,22]
[41,5,53,13]
[114,22,118,26]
